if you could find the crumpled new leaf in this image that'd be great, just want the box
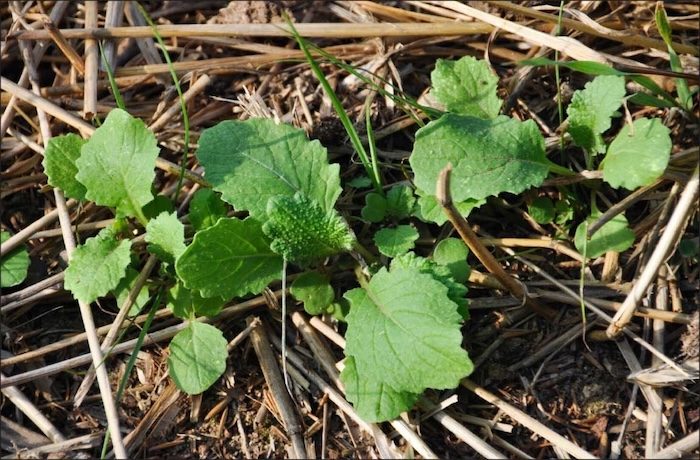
[175,217,282,301]
[431,56,502,119]
[168,322,228,395]
[76,109,158,218]
[342,266,473,422]
[263,193,355,266]
[197,118,341,220]
[410,114,549,202]
[602,118,671,190]
[64,227,132,303]
[42,133,87,200]
[566,75,626,155]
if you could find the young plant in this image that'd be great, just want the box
[42,51,684,425]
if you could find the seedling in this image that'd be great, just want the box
[37,50,686,424]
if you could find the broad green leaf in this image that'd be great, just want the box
[342,266,473,421]
[263,193,355,266]
[176,217,282,300]
[290,271,334,315]
[391,252,469,319]
[42,133,87,200]
[566,75,626,154]
[168,322,227,394]
[386,185,416,220]
[341,355,420,422]
[410,114,549,202]
[373,225,419,258]
[64,227,132,303]
[361,192,387,223]
[197,118,341,220]
[574,212,635,259]
[601,118,671,190]
[431,56,502,119]
[167,282,225,319]
[528,197,556,224]
[113,268,151,316]
[76,109,158,219]
[433,238,470,283]
[0,232,30,288]
[145,212,186,265]
[413,189,483,225]
[188,189,228,231]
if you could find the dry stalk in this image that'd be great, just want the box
[12,16,128,455]
[9,21,494,41]
[248,318,307,459]
[607,165,699,338]
[461,379,596,459]
[436,164,557,320]
[73,254,159,407]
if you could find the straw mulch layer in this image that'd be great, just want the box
[1,1,698,459]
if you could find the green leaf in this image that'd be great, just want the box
[566,75,626,155]
[167,282,225,319]
[528,197,556,224]
[263,193,355,266]
[433,238,470,283]
[413,189,483,225]
[113,268,151,316]
[386,185,416,220]
[290,271,334,315]
[520,58,676,108]
[431,56,502,119]
[342,266,473,421]
[142,195,175,221]
[373,225,419,258]
[341,355,420,422]
[168,322,228,395]
[361,192,387,223]
[64,227,132,303]
[42,133,87,200]
[391,252,469,319]
[76,109,158,220]
[0,232,30,288]
[601,118,671,190]
[175,217,282,300]
[197,118,341,220]
[188,189,228,231]
[410,114,549,202]
[655,4,692,110]
[145,212,186,265]
[574,212,635,259]
[348,176,372,188]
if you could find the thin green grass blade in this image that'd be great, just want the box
[285,18,382,194]
[98,41,125,111]
[136,2,191,203]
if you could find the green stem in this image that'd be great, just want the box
[547,161,576,177]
